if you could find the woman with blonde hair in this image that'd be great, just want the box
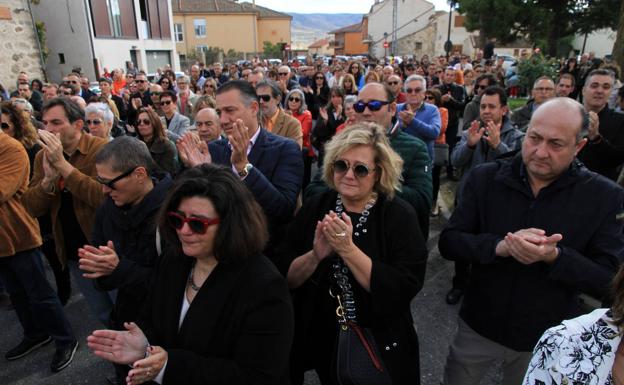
[339,73,358,95]
[278,122,427,385]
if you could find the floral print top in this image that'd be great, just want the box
[524,308,622,385]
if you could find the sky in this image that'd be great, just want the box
[252,0,450,14]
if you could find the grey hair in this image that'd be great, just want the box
[177,75,190,84]
[256,80,282,100]
[95,136,156,174]
[584,69,616,88]
[85,102,114,123]
[12,98,33,113]
[405,75,427,90]
[285,88,307,114]
[344,94,358,108]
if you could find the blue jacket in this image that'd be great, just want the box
[439,154,624,351]
[209,128,303,226]
[397,102,441,160]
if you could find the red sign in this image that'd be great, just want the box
[383,41,389,48]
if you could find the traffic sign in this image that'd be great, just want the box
[383,41,389,48]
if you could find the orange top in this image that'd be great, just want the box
[435,107,448,144]
[112,78,126,96]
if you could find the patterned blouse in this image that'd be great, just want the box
[524,308,622,385]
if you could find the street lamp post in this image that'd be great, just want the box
[445,1,457,59]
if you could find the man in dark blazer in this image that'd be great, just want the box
[177,80,303,259]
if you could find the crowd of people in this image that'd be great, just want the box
[1,48,624,385]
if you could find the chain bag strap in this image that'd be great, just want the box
[330,193,392,385]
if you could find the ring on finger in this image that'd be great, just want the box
[335,232,346,237]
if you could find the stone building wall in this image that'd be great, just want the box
[0,0,45,95]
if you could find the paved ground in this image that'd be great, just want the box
[0,177,502,385]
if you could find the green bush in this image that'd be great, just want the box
[517,53,558,91]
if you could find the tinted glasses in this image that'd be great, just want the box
[333,159,375,178]
[258,94,272,102]
[167,211,220,234]
[353,100,390,113]
[288,97,301,102]
[96,167,136,190]
[160,100,173,106]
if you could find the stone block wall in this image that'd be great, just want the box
[0,0,45,95]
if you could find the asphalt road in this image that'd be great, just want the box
[0,178,501,385]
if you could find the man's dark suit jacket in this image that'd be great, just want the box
[208,128,303,225]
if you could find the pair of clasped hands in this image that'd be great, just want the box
[496,228,562,265]
[176,118,250,170]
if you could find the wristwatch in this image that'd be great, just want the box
[238,163,253,178]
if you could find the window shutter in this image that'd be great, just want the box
[90,0,112,37]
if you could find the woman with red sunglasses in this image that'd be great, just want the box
[88,164,293,385]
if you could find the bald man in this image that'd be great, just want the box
[439,97,624,385]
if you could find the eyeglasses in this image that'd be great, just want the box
[151,91,161,96]
[406,87,423,94]
[288,97,301,102]
[167,211,220,234]
[135,79,146,83]
[278,72,289,76]
[475,84,488,90]
[333,159,375,178]
[67,80,78,84]
[204,84,215,88]
[315,76,325,80]
[86,119,102,125]
[387,81,399,86]
[258,94,272,102]
[160,100,172,106]
[137,118,151,126]
[353,100,390,113]
[1,122,10,130]
[425,96,435,100]
[96,167,136,190]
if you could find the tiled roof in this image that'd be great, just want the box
[329,22,362,34]
[171,0,291,18]
[308,39,329,48]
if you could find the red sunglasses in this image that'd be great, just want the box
[167,211,220,234]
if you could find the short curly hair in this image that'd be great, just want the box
[322,122,403,198]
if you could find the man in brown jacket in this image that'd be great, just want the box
[21,97,111,325]
[256,80,303,148]
[0,129,77,372]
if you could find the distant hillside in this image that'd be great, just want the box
[289,13,363,49]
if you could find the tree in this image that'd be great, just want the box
[262,41,282,59]
[457,0,619,56]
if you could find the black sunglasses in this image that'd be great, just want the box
[137,118,151,125]
[387,81,399,86]
[96,167,136,190]
[333,159,375,178]
[288,97,301,102]
[258,94,272,102]
[160,100,173,106]
[86,119,102,125]
[353,100,389,113]
[167,211,220,234]
[135,79,146,83]
[315,76,325,80]
[1,122,10,130]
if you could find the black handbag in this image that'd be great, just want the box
[331,260,393,385]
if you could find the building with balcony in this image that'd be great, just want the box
[32,0,178,82]
[329,23,367,56]
[172,0,291,63]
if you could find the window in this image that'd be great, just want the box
[414,42,423,50]
[196,45,208,54]
[58,53,65,64]
[194,19,206,38]
[107,0,122,37]
[174,23,184,42]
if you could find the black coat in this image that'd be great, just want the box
[93,174,173,329]
[439,154,624,351]
[139,252,294,385]
[577,106,624,181]
[276,191,428,385]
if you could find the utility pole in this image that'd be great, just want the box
[392,0,398,56]
[445,1,456,59]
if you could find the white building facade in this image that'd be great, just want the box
[32,0,178,82]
